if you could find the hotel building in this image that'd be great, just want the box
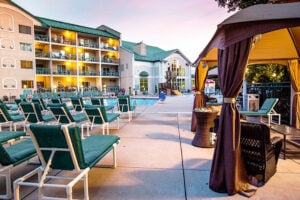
[0,0,192,99]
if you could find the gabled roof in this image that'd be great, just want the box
[122,41,191,63]
[35,17,120,39]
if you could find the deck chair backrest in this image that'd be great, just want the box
[48,103,74,123]
[91,97,104,106]
[32,98,47,110]
[0,103,12,122]
[0,138,36,166]
[29,124,86,170]
[118,95,131,112]
[85,106,107,124]
[20,102,43,123]
[258,98,278,114]
[71,97,84,111]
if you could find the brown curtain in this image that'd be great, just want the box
[289,60,300,129]
[191,61,209,132]
[209,38,252,195]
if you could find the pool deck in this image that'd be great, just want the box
[2,94,300,200]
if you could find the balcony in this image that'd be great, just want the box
[51,52,76,60]
[35,51,50,58]
[102,71,119,77]
[101,57,118,64]
[36,67,50,75]
[79,71,99,76]
[53,69,75,75]
[78,57,99,63]
[35,34,49,42]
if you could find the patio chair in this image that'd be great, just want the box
[0,131,36,199]
[240,122,283,186]
[71,97,84,111]
[84,105,120,134]
[0,103,26,131]
[91,97,114,111]
[117,95,136,121]
[19,102,56,124]
[14,124,120,200]
[239,98,281,125]
[32,97,48,111]
[47,103,89,138]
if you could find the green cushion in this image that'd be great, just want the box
[0,131,26,143]
[10,114,25,122]
[82,135,120,168]
[106,113,120,123]
[0,139,36,166]
[117,95,135,112]
[240,98,278,116]
[29,124,120,170]
[48,103,86,123]
[72,112,87,122]
[0,103,13,121]
[30,124,81,170]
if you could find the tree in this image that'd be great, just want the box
[215,0,269,12]
[245,64,290,83]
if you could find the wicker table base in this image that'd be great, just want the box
[192,110,218,148]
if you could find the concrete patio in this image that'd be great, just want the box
[2,94,300,200]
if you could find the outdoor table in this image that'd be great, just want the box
[192,110,218,147]
[270,124,300,159]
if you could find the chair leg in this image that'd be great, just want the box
[0,165,13,200]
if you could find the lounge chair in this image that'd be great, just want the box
[239,98,281,125]
[84,105,120,134]
[71,97,84,112]
[0,131,36,199]
[14,124,120,200]
[240,122,282,186]
[117,95,136,121]
[19,102,56,124]
[91,97,114,111]
[32,98,48,111]
[47,103,89,138]
[0,103,26,131]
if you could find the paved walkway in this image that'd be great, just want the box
[5,95,300,199]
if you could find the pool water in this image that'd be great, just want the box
[105,98,158,106]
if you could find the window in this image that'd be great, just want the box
[21,60,33,69]
[19,25,31,34]
[20,42,32,51]
[21,80,34,89]
[140,77,148,91]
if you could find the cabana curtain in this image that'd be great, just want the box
[289,59,300,129]
[209,38,252,195]
[191,62,208,132]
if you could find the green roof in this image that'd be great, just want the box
[121,41,177,62]
[36,17,120,39]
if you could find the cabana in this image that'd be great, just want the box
[192,2,300,196]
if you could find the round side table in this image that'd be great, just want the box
[192,110,218,147]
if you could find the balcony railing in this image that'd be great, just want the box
[78,57,99,62]
[100,43,118,51]
[35,34,49,42]
[102,71,119,76]
[101,57,118,64]
[35,51,50,58]
[36,67,50,75]
[53,70,74,75]
[79,71,99,76]
[51,53,76,60]
[78,42,99,48]
[51,38,76,46]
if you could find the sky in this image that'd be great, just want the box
[13,0,233,62]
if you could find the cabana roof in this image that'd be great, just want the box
[195,2,300,67]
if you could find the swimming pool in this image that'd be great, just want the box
[105,97,158,106]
